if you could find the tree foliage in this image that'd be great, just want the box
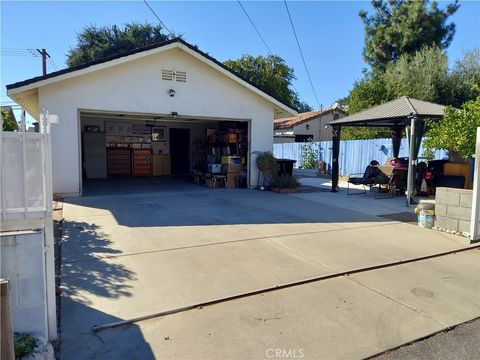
[341,46,480,139]
[67,23,170,67]
[424,95,480,158]
[384,45,449,103]
[224,55,311,112]
[360,0,459,70]
[1,109,18,131]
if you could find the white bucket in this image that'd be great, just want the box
[418,211,434,229]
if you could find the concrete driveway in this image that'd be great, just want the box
[60,186,479,359]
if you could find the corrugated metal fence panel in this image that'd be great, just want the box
[273,138,448,176]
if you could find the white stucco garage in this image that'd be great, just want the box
[7,38,296,196]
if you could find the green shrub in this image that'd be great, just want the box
[272,175,299,189]
[254,151,280,176]
[14,333,37,360]
[300,139,320,169]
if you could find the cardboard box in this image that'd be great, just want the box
[222,156,244,165]
[227,164,244,173]
[227,173,238,188]
[224,134,238,143]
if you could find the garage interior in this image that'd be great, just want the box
[80,111,249,195]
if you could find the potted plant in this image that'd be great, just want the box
[254,151,280,189]
[271,174,300,194]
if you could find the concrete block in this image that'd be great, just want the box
[459,192,473,208]
[434,215,459,232]
[435,203,447,217]
[458,219,471,233]
[435,188,448,205]
[446,191,460,206]
[447,205,472,221]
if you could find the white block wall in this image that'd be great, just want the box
[0,230,48,342]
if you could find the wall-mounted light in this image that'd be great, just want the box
[171,112,178,119]
[306,124,310,130]
[169,89,176,97]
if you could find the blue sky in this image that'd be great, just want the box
[1,0,479,113]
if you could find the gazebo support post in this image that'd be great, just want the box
[391,125,403,159]
[331,125,341,192]
[406,116,418,206]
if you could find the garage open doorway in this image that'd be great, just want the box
[170,128,190,175]
[79,110,250,196]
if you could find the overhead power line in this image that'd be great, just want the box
[1,47,62,74]
[235,1,310,110]
[237,1,273,56]
[143,0,174,37]
[47,57,59,71]
[283,0,321,109]
[1,48,40,57]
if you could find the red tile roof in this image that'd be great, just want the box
[274,108,345,130]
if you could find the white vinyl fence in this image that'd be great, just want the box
[274,138,448,176]
[0,111,57,341]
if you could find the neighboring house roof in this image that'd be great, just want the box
[274,108,345,130]
[326,97,446,127]
[6,38,297,117]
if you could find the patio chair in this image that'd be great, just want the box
[347,160,380,195]
[374,165,396,199]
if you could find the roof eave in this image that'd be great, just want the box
[326,114,444,127]
[6,38,297,117]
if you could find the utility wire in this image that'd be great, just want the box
[47,57,59,71]
[2,47,61,72]
[283,0,321,109]
[143,0,174,37]
[236,1,310,110]
[237,1,273,56]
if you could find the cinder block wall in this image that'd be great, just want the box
[435,187,473,234]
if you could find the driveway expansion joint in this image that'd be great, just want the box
[345,276,449,328]
[91,246,479,332]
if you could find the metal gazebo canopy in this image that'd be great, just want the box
[326,96,446,206]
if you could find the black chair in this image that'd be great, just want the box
[347,161,380,195]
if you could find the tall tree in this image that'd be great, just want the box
[1,108,18,131]
[340,46,479,139]
[67,23,170,67]
[224,55,311,112]
[383,45,449,104]
[360,0,459,70]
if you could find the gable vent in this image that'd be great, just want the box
[175,71,186,83]
[161,69,174,81]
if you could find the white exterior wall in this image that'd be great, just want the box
[291,112,343,142]
[38,48,275,196]
[1,230,48,342]
[274,111,344,144]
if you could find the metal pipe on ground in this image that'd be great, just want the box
[92,244,480,333]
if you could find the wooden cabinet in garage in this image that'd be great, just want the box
[107,148,131,177]
[132,149,152,177]
[153,154,171,176]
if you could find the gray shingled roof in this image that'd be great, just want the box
[326,97,446,127]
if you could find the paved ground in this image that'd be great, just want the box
[60,181,479,359]
[374,318,480,360]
